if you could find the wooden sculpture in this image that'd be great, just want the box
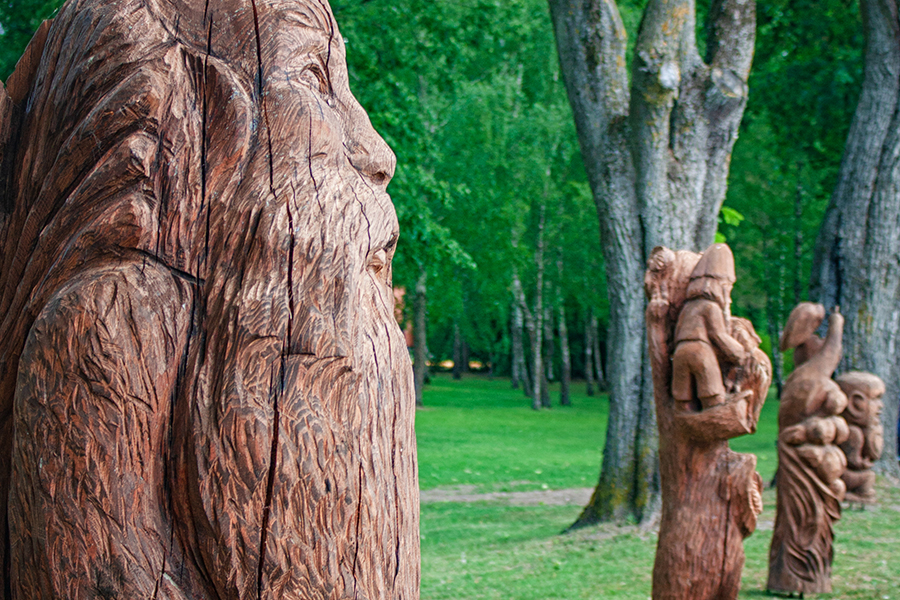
[646,243,771,600]
[837,371,885,504]
[768,304,848,595]
[780,301,827,367]
[0,0,419,597]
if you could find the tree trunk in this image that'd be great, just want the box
[414,269,428,407]
[532,201,547,411]
[511,289,531,396]
[591,312,607,390]
[585,311,596,396]
[768,311,785,399]
[793,170,804,305]
[513,270,536,401]
[559,302,572,406]
[544,305,555,382]
[767,246,787,397]
[549,0,755,524]
[811,0,900,479]
[452,321,462,380]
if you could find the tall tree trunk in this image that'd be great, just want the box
[557,255,571,406]
[452,321,462,380]
[513,270,536,401]
[559,302,572,406]
[532,201,547,411]
[591,312,606,390]
[793,168,804,305]
[767,245,787,397]
[811,0,900,479]
[767,311,785,399]
[414,269,428,407]
[544,305,555,382]
[511,291,530,395]
[549,0,755,524]
[584,311,596,396]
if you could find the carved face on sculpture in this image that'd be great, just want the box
[0,0,417,596]
[837,371,885,427]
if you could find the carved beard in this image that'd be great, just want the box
[174,134,417,598]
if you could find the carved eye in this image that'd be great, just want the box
[368,249,387,276]
[301,63,330,95]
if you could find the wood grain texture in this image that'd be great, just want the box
[0,0,419,597]
[768,306,848,595]
[645,244,770,600]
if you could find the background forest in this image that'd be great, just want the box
[0,0,864,399]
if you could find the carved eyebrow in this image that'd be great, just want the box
[279,4,331,31]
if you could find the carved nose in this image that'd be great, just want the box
[346,104,396,188]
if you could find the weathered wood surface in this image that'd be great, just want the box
[645,244,770,600]
[0,0,419,597]
[837,371,885,504]
[768,305,848,595]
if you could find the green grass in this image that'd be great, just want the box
[417,373,900,599]
[416,374,608,492]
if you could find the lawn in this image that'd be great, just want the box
[417,373,900,599]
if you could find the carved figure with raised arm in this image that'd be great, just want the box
[768,305,848,595]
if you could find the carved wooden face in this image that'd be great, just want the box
[175,2,418,595]
[1,0,417,595]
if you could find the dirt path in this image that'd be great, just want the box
[419,485,593,507]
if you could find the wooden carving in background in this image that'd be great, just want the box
[837,371,885,504]
[768,304,848,595]
[646,244,771,600]
[0,0,419,597]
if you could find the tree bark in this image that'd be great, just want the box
[559,301,572,406]
[549,0,755,524]
[544,305,555,382]
[452,320,462,380]
[592,312,607,389]
[414,269,428,407]
[513,270,537,402]
[532,201,547,411]
[793,170,804,305]
[541,304,553,408]
[511,286,531,396]
[811,0,900,478]
[585,311,596,396]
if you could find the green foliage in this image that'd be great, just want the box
[0,0,61,79]
[338,0,604,372]
[724,0,864,328]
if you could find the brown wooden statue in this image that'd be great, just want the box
[780,301,827,367]
[646,243,771,600]
[837,371,885,504]
[0,0,419,597]
[768,304,849,595]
